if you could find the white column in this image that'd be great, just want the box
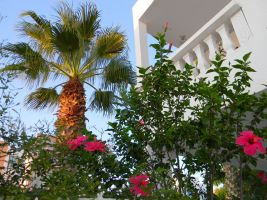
[204,34,218,61]
[230,10,252,46]
[133,19,149,68]
[216,23,235,51]
[193,44,210,76]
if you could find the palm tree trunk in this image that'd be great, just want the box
[55,77,86,141]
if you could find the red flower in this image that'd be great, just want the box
[236,131,266,156]
[257,171,267,184]
[84,141,106,152]
[139,119,145,126]
[67,135,88,150]
[129,174,151,197]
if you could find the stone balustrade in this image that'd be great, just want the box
[171,1,252,78]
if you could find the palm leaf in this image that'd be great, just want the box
[3,43,49,85]
[77,2,100,41]
[93,28,127,59]
[20,11,50,29]
[52,23,80,54]
[18,22,53,55]
[101,57,136,90]
[56,2,78,30]
[20,11,53,55]
[0,64,26,73]
[90,90,115,115]
[25,87,59,110]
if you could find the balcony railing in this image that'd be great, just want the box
[170,1,252,78]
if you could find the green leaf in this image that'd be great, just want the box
[243,52,252,62]
[0,64,26,73]
[77,2,100,41]
[2,43,49,85]
[138,67,150,75]
[52,24,80,53]
[94,28,126,59]
[101,57,136,90]
[90,90,115,115]
[25,87,59,110]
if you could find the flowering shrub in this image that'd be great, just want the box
[109,31,267,199]
[2,30,267,199]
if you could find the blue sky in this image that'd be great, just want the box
[0,0,141,137]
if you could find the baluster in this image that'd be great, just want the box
[204,34,218,61]
[183,53,199,77]
[193,43,210,76]
[216,23,235,52]
[230,10,252,46]
[175,59,186,71]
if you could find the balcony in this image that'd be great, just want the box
[133,1,253,82]
[170,2,252,78]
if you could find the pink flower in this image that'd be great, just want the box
[236,131,266,156]
[139,119,145,126]
[257,171,267,184]
[67,135,88,150]
[129,174,151,197]
[84,141,106,152]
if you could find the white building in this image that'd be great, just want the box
[133,0,267,170]
[133,0,267,94]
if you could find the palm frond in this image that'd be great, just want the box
[93,28,127,59]
[20,11,50,29]
[56,2,78,29]
[52,23,80,54]
[18,22,53,55]
[3,43,49,85]
[77,2,100,41]
[90,90,115,115]
[20,11,53,55]
[0,64,26,73]
[25,87,59,110]
[101,57,136,90]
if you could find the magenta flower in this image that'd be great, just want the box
[236,131,266,156]
[129,174,151,197]
[84,141,106,152]
[67,135,88,150]
[139,119,145,126]
[257,171,267,184]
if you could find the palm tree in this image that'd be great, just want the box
[0,2,135,140]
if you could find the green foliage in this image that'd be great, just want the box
[109,32,267,199]
[1,27,267,199]
[0,128,129,199]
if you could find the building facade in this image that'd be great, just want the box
[133,0,267,94]
[133,0,267,170]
